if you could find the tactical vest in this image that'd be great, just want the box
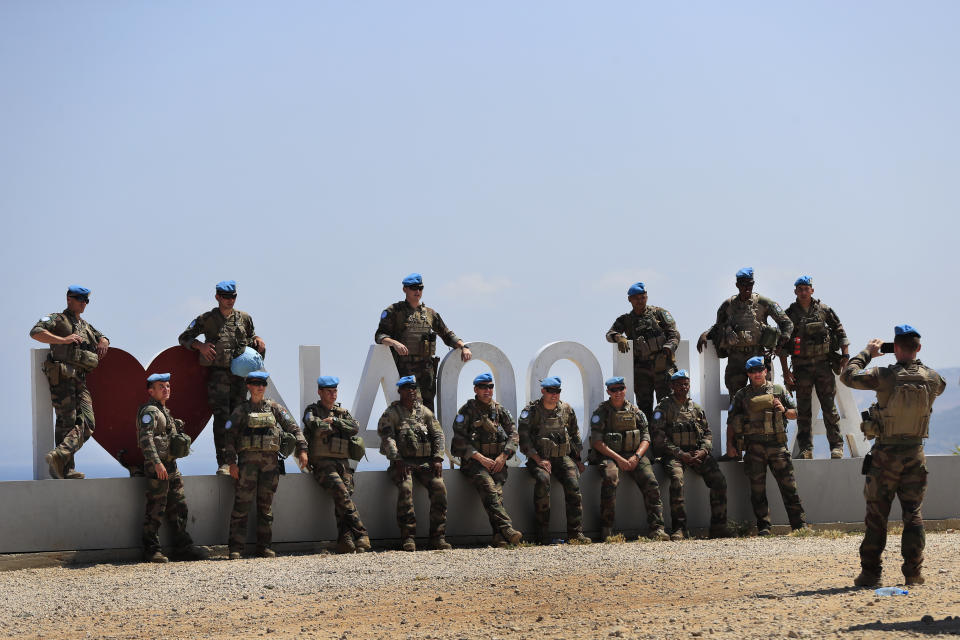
[138,404,173,461]
[397,306,436,358]
[792,302,831,358]
[47,313,100,372]
[396,405,433,458]
[308,407,351,460]
[872,366,934,440]
[740,384,787,442]
[237,407,281,453]
[200,311,248,368]
[470,405,508,457]
[535,404,572,458]
[665,401,703,450]
[601,407,643,454]
[721,294,763,348]
[630,311,668,362]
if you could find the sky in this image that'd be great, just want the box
[2,2,957,480]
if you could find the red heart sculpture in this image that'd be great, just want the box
[85,346,211,470]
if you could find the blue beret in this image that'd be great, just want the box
[895,324,920,338]
[146,373,170,384]
[397,375,417,388]
[317,375,340,388]
[605,376,625,388]
[246,371,269,382]
[736,267,754,281]
[541,376,562,388]
[67,285,91,298]
[473,372,493,385]
[216,280,237,294]
[745,356,765,371]
[794,275,812,287]
[402,273,423,286]
[627,282,646,296]
[671,369,690,381]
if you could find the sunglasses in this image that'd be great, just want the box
[68,296,90,304]
[247,380,268,386]
[607,386,626,392]
[219,293,237,299]
[406,285,424,291]
[543,387,561,394]
[746,368,765,373]
[476,383,494,390]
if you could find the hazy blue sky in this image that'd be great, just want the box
[2,2,956,480]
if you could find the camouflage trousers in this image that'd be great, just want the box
[633,363,674,421]
[861,444,927,578]
[743,441,806,531]
[526,456,583,537]
[395,356,437,412]
[792,358,842,450]
[142,460,193,553]
[388,460,447,538]
[228,451,280,551]
[598,457,664,530]
[461,458,515,536]
[311,459,367,540]
[48,372,95,473]
[207,367,248,466]
[661,454,727,530]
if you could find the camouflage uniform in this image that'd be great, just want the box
[518,399,584,539]
[728,382,806,532]
[841,352,945,581]
[451,397,519,539]
[606,307,680,419]
[302,401,368,543]
[588,399,664,532]
[650,396,728,533]
[31,310,107,474]
[783,299,849,453]
[375,301,463,412]
[225,399,307,553]
[179,308,259,467]
[378,400,447,540]
[137,400,193,556]
[705,294,793,397]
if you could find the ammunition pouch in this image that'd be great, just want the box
[278,432,298,458]
[744,394,785,439]
[537,438,571,458]
[633,334,666,360]
[238,431,280,453]
[602,429,642,454]
[348,435,365,461]
[311,428,349,459]
[169,433,192,459]
[758,325,781,349]
[479,442,506,456]
[399,426,433,458]
[670,424,699,448]
[860,406,880,440]
[50,344,99,372]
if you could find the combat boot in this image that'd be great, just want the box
[144,550,168,564]
[170,546,208,562]
[229,551,242,560]
[336,533,356,554]
[491,532,508,548]
[854,571,881,587]
[65,469,86,479]
[670,528,687,541]
[354,535,372,552]
[256,547,276,558]
[568,532,592,544]
[600,526,613,541]
[757,527,772,537]
[648,528,671,542]
[830,446,844,459]
[45,449,67,479]
[794,449,813,460]
[500,527,522,545]
[905,573,925,586]
[429,536,452,550]
[709,525,735,539]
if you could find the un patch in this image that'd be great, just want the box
[189,319,196,329]
[381,311,388,319]
[653,411,662,420]
[455,414,464,423]
[591,415,600,424]
[520,410,529,419]
[141,414,152,424]
[41,316,50,322]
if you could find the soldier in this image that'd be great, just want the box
[696,267,794,459]
[225,371,308,559]
[302,376,371,554]
[137,373,207,563]
[590,376,669,542]
[518,377,590,544]
[377,375,450,551]
[650,370,731,540]
[605,281,680,420]
[374,273,472,412]
[451,372,523,548]
[727,357,807,535]
[31,285,110,479]
[778,275,850,459]
[179,280,265,475]
[840,325,946,587]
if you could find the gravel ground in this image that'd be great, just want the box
[3,531,960,639]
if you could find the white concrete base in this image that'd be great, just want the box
[3,456,959,553]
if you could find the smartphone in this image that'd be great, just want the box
[880,342,895,354]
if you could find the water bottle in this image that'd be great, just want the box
[875,587,909,596]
